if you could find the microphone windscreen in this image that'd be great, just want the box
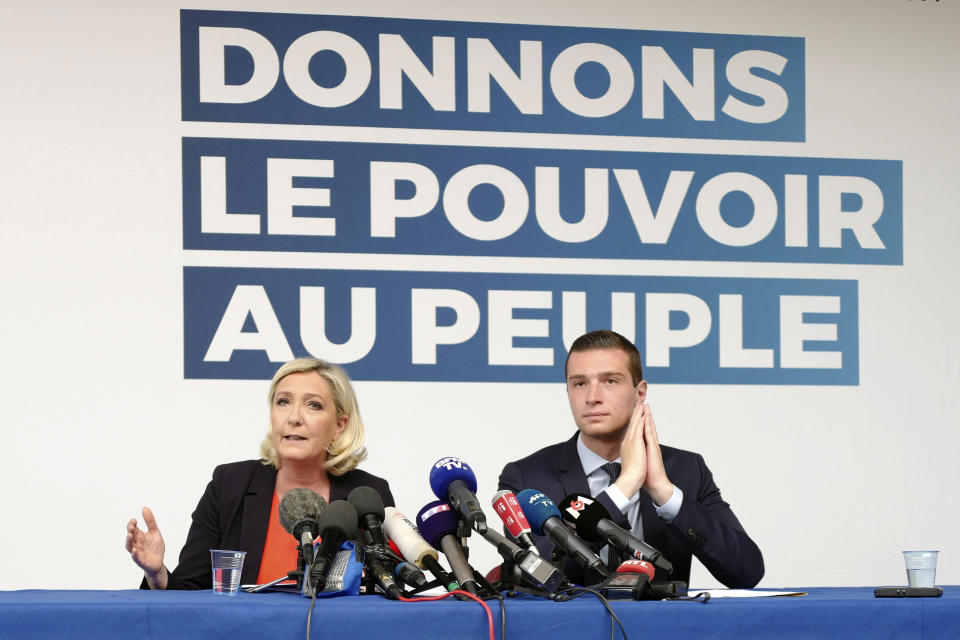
[383,507,439,567]
[492,490,532,537]
[278,488,326,535]
[347,486,385,520]
[516,489,562,536]
[388,539,402,557]
[415,500,460,548]
[429,457,478,499]
[318,499,359,538]
[616,559,655,580]
[559,493,610,543]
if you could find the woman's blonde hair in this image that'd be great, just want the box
[259,358,367,475]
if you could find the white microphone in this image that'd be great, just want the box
[382,507,459,591]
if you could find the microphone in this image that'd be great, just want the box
[363,556,402,599]
[382,507,459,591]
[309,500,358,593]
[385,531,429,588]
[516,489,609,580]
[617,559,656,580]
[278,488,327,565]
[559,493,673,574]
[394,561,428,589]
[417,500,479,595]
[477,526,567,593]
[346,486,400,599]
[388,538,403,557]
[347,486,390,547]
[429,457,487,534]
[491,490,537,553]
[599,559,656,600]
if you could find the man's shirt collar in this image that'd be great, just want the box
[576,432,620,477]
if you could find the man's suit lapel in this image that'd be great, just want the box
[555,433,592,502]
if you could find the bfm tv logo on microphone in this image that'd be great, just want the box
[564,494,595,520]
[434,457,468,471]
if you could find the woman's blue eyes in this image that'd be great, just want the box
[275,397,323,409]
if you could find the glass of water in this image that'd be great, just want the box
[902,550,938,588]
[210,549,246,595]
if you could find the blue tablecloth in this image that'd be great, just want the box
[2,587,958,639]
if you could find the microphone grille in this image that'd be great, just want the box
[319,500,359,538]
[560,493,607,543]
[428,457,478,499]
[516,489,560,536]
[347,486,385,520]
[415,500,459,548]
[278,488,326,534]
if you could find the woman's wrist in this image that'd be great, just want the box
[144,565,169,590]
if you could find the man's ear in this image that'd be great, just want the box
[636,380,648,403]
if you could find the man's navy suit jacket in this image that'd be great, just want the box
[498,433,763,588]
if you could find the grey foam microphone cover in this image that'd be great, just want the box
[278,488,327,535]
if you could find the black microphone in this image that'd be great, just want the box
[309,500,358,593]
[516,489,610,579]
[417,500,479,595]
[347,486,401,599]
[394,560,428,588]
[278,488,327,565]
[560,493,673,574]
[347,486,390,547]
[363,556,402,599]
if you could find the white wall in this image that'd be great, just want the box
[1,0,958,590]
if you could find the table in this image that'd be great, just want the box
[2,587,958,639]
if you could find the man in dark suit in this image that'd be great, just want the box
[498,330,763,588]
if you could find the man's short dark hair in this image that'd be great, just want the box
[565,330,643,385]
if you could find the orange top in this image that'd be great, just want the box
[256,492,301,584]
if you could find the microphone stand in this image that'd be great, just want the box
[244,541,312,594]
[455,518,472,560]
[283,541,319,597]
[496,557,518,591]
[456,517,503,599]
[285,541,308,592]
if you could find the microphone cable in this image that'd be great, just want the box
[305,583,319,640]
[553,586,628,640]
[399,590,496,640]
[475,568,507,640]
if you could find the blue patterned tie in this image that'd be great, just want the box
[600,462,626,572]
